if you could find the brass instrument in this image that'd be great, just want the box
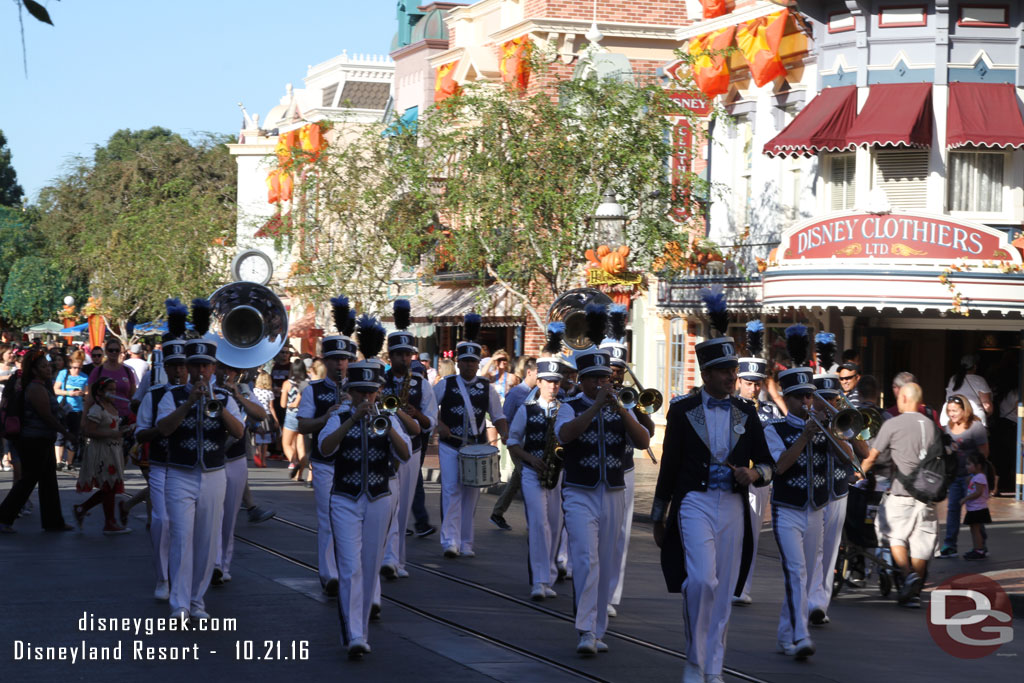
[208,281,288,369]
[370,403,391,437]
[856,406,884,441]
[617,385,640,411]
[808,390,864,475]
[202,381,222,419]
[380,394,401,414]
[539,402,565,490]
[547,288,613,350]
[621,365,663,415]
[398,369,412,409]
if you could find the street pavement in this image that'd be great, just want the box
[1,452,1021,682]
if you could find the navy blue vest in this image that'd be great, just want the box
[165,384,230,471]
[330,410,393,501]
[307,379,342,464]
[768,418,830,510]
[381,369,425,453]
[561,395,629,489]
[829,451,853,499]
[438,375,489,449]
[521,401,555,472]
[146,385,171,465]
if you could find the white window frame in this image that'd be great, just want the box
[825,152,856,211]
[947,148,1009,217]
[669,318,686,399]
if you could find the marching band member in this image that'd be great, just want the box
[507,324,566,601]
[601,303,654,618]
[211,361,268,586]
[433,313,508,559]
[556,304,651,655]
[652,290,773,683]
[133,298,188,602]
[732,319,780,605]
[319,315,411,659]
[808,332,855,625]
[297,296,356,597]
[763,325,852,659]
[381,300,437,580]
[156,299,245,621]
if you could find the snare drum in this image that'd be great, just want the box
[458,444,500,488]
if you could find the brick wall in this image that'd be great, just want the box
[523,0,689,25]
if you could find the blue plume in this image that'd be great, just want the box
[785,324,809,366]
[393,298,411,331]
[785,324,807,339]
[584,303,608,347]
[357,314,385,360]
[464,313,482,343]
[342,308,356,337]
[608,303,628,341]
[330,296,350,334]
[815,331,837,370]
[699,286,729,336]
[815,332,835,345]
[544,322,566,355]
[745,319,764,357]
[191,298,211,337]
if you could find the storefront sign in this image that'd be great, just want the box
[777,212,1021,264]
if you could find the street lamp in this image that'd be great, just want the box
[591,188,627,245]
[63,296,75,307]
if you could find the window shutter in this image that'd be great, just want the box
[829,154,856,211]
[874,149,929,209]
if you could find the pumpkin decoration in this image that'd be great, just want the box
[601,245,629,274]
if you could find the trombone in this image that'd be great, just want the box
[807,390,864,475]
[618,365,664,415]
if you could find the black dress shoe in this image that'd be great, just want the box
[324,579,339,597]
[490,514,512,531]
[415,524,436,538]
[211,568,224,586]
[369,603,381,621]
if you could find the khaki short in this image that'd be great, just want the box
[876,494,937,560]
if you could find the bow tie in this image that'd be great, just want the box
[707,398,732,411]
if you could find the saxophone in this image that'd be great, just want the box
[539,402,565,490]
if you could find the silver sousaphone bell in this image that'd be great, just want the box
[208,282,289,369]
[547,288,613,350]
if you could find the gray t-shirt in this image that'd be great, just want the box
[945,420,987,478]
[872,411,944,497]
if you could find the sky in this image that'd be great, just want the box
[1,0,397,200]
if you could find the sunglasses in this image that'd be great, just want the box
[791,391,814,400]
[947,397,964,406]
[838,374,858,381]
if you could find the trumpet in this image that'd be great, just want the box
[380,394,401,415]
[370,403,391,437]
[202,381,222,419]
[617,386,640,411]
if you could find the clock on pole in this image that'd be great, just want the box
[231,249,274,286]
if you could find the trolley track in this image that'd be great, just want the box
[257,513,774,683]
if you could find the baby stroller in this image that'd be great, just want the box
[832,483,899,598]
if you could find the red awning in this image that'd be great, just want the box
[846,82,933,148]
[947,82,1024,149]
[763,85,858,157]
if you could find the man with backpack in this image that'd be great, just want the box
[860,382,950,608]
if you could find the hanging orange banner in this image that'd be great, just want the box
[688,26,736,99]
[701,0,727,19]
[88,314,106,349]
[500,36,531,90]
[434,60,460,103]
[737,9,788,87]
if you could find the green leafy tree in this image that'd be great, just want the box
[0,256,66,327]
[278,56,708,328]
[0,131,25,207]
[34,129,236,344]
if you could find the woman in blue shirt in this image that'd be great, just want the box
[54,350,89,471]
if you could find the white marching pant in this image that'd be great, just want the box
[439,442,480,553]
[312,462,339,586]
[557,524,569,570]
[373,476,401,607]
[772,504,825,647]
[329,493,391,646]
[736,485,771,599]
[521,466,562,586]
[383,452,418,570]
[563,484,624,638]
[216,457,247,575]
[148,464,169,584]
[678,488,745,677]
[166,466,226,614]
[810,495,847,615]
[610,467,635,605]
